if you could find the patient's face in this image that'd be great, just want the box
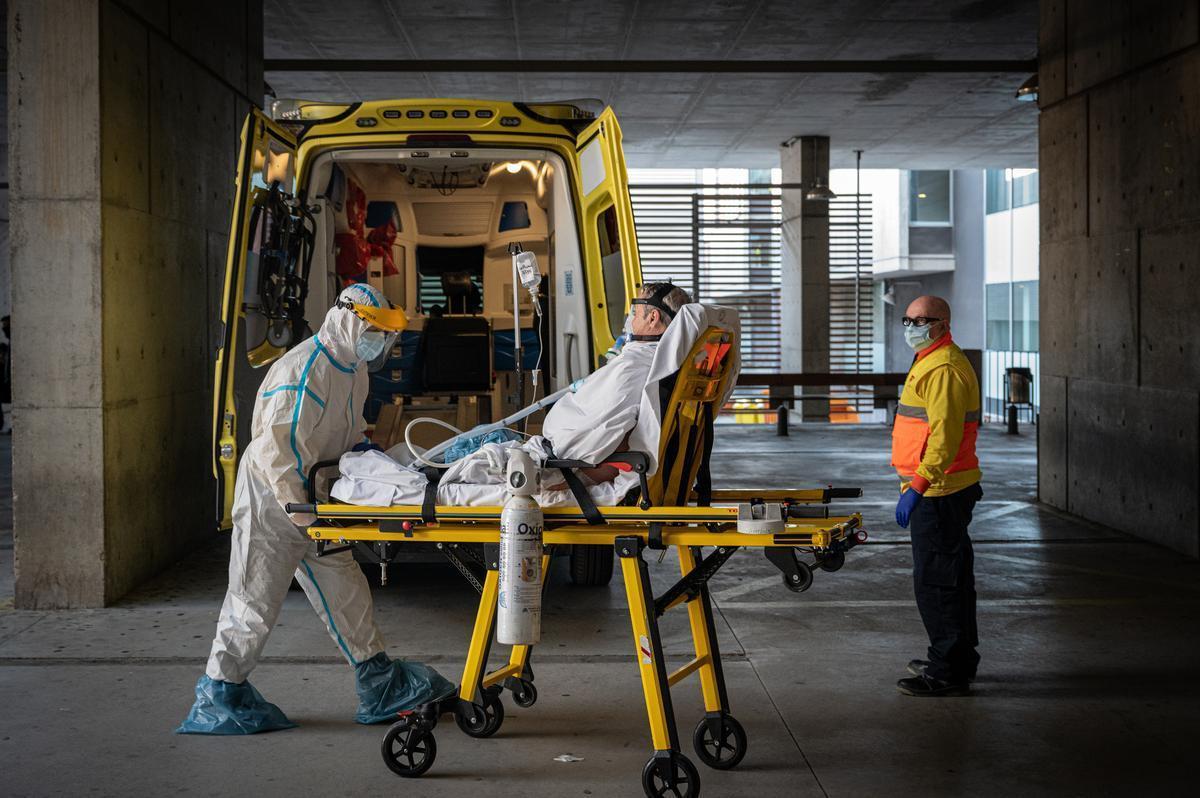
[629,304,666,337]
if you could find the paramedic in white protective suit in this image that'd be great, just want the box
[178,283,453,735]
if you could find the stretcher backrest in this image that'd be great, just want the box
[645,324,737,507]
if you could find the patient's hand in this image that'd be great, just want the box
[544,464,618,493]
[580,464,619,484]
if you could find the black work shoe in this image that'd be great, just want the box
[906,659,930,677]
[896,674,970,697]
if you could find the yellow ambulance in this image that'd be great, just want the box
[212,99,644,583]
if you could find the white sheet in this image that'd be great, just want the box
[330,303,740,509]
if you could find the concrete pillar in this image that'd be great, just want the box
[9,0,263,607]
[780,136,830,420]
[1038,0,1200,557]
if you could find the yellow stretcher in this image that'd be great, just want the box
[289,326,868,798]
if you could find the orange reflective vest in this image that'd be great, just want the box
[890,334,982,497]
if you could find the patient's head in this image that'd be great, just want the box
[630,282,692,337]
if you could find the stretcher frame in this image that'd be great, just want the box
[293,325,868,797]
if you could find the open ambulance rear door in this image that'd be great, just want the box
[574,108,644,367]
[212,110,299,529]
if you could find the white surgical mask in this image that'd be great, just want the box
[904,323,936,351]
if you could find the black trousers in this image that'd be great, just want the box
[909,481,982,682]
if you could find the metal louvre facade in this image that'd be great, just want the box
[629,185,873,406]
[630,184,782,372]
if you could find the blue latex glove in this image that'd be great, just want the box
[352,441,384,453]
[895,488,923,528]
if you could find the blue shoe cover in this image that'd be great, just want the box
[353,653,456,724]
[176,675,297,734]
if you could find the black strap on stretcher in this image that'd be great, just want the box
[420,465,442,523]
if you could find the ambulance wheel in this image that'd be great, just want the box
[381,720,437,778]
[692,714,747,770]
[782,560,814,593]
[641,751,701,798]
[512,679,538,708]
[570,544,615,586]
[455,689,505,738]
[817,550,845,573]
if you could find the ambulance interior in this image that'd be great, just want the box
[298,150,604,448]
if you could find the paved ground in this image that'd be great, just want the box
[2,424,1198,796]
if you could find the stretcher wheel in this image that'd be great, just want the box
[512,679,538,708]
[782,561,814,592]
[455,689,505,738]
[641,751,700,798]
[381,720,437,778]
[692,714,747,770]
[817,550,845,573]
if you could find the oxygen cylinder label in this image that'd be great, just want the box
[497,495,543,645]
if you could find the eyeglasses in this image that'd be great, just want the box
[901,316,943,327]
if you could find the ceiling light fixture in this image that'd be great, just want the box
[1015,73,1038,102]
[804,138,836,201]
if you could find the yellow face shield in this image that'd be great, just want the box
[342,301,409,332]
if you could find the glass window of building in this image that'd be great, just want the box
[909,170,951,224]
[986,283,1011,350]
[1012,280,1039,351]
[986,168,1039,214]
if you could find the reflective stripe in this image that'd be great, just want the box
[291,345,324,488]
[262,384,325,408]
[300,560,358,666]
[344,284,380,308]
[897,403,981,423]
[315,338,355,373]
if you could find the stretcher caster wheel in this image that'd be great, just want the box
[693,714,747,770]
[782,560,813,593]
[455,689,505,738]
[817,550,845,573]
[381,720,437,778]
[512,679,538,708]
[641,751,700,798]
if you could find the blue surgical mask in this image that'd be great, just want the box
[356,330,388,362]
[904,323,935,351]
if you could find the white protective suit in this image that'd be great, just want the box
[330,303,742,509]
[206,284,389,684]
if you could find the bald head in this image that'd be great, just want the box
[903,295,951,344]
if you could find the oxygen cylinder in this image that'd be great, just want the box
[497,450,543,645]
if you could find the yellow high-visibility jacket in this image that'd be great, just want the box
[891,334,982,497]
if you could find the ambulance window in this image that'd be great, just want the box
[597,205,626,338]
[499,201,531,232]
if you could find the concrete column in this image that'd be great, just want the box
[1038,0,1200,557]
[9,0,263,607]
[780,136,830,420]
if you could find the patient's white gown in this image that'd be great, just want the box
[330,341,658,508]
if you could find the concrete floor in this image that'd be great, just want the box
[2,424,1198,796]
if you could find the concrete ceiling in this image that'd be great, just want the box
[264,0,1039,169]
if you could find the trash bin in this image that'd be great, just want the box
[1005,367,1033,405]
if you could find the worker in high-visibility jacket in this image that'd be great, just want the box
[891,295,982,697]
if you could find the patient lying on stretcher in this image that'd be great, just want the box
[331,284,721,509]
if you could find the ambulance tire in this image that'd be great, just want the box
[569,544,614,586]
